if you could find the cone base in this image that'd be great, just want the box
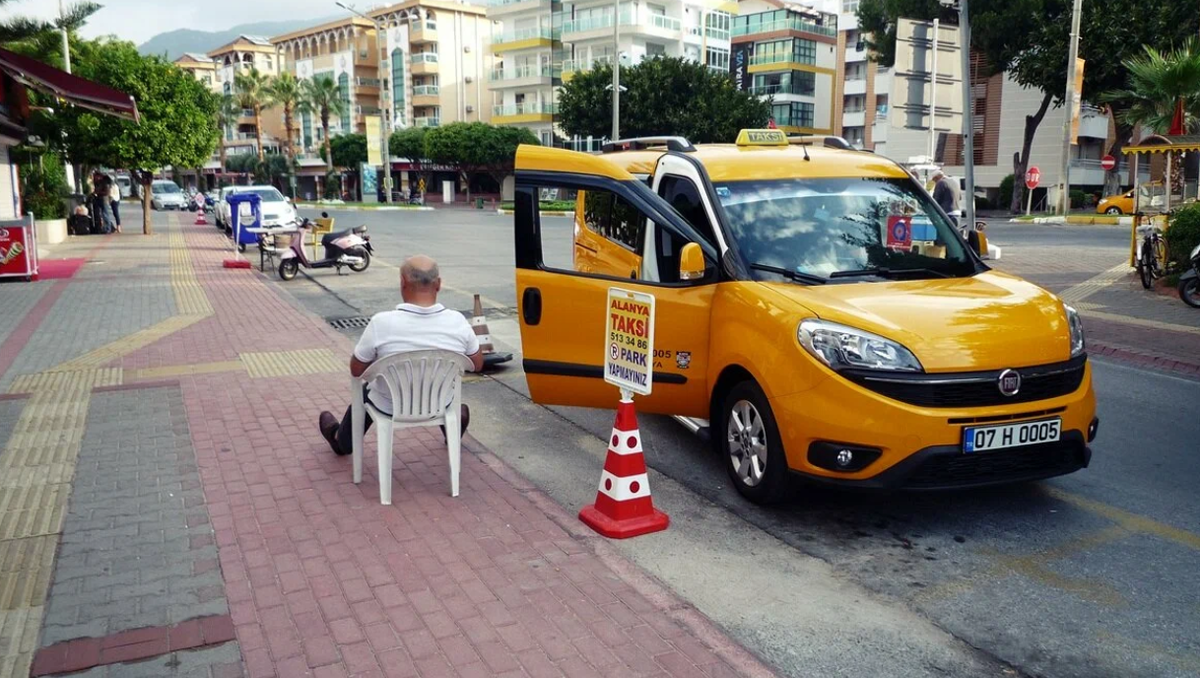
[579,504,668,539]
[223,259,251,269]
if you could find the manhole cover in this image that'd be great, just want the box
[328,316,371,329]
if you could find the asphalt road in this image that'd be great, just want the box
[281,207,1200,678]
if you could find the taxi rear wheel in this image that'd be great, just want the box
[719,381,789,504]
[1105,206,1122,215]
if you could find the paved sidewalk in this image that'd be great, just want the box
[0,214,771,678]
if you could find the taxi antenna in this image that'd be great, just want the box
[801,142,811,162]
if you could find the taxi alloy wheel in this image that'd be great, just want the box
[720,381,789,504]
[1105,206,1122,215]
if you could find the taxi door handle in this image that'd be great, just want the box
[522,287,542,325]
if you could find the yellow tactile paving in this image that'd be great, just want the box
[0,536,56,610]
[7,368,122,395]
[0,606,41,678]
[0,466,74,490]
[240,348,344,378]
[0,484,69,541]
[133,359,243,381]
[48,314,206,373]
[168,225,213,316]
[1057,262,1131,304]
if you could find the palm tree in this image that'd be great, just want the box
[1103,38,1200,196]
[302,75,349,174]
[1,1,98,51]
[214,94,240,180]
[234,67,274,161]
[267,72,304,163]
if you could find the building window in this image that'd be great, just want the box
[646,42,666,57]
[753,38,816,66]
[705,11,731,39]
[337,72,351,110]
[684,44,701,63]
[706,46,729,72]
[391,47,406,126]
[753,70,815,96]
[771,101,814,128]
[842,0,859,13]
[301,110,312,150]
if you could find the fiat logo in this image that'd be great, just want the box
[998,369,1021,396]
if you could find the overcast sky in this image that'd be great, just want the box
[1,0,381,45]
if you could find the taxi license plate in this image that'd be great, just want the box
[963,418,1061,453]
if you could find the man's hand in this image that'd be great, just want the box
[350,355,372,378]
[467,350,484,373]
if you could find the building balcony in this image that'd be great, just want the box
[560,11,679,42]
[411,52,439,75]
[414,116,440,128]
[843,77,867,95]
[487,0,554,16]
[561,55,611,81]
[748,52,819,74]
[1078,105,1110,140]
[412,85,440,107]
[491,26,558,52]
[844,44,867,63]
[731,17,837,39]
[492,101,556,123]
[749,83,815,98]
[411,21,437,44]
[489,64,560,88]
[843,109,866,127]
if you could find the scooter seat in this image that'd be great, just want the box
[322,225,366,245]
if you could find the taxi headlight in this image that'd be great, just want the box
[1065,304,1085,357]
[797,319,923,372]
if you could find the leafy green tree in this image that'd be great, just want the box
[43,38,218,234]
[423,122,539,201]
[1,1,98,62]
[390,127,430,193]
[329,133,367,169]
[303,75,349,174]
[558,57,769,143]
[234,67,273,161]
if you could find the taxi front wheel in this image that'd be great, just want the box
[720,381,790,504]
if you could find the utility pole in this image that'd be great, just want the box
[611,0,620,141]
[958,0,975,234]
[336,2,392,203]
[928,18,938,165]
[1056,0,1083,215]
[58,0,76,193]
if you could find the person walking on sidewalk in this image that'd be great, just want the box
[107,178,122,233]
[319,255,483,455]
[932,169,960,227]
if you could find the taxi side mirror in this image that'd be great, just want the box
[679,242,705,281]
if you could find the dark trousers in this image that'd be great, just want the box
[335,386,385,455]
[111,199,120,226]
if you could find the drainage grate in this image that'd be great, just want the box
[328,316,371,329]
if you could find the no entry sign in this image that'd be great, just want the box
[1101,155,1116,171]
[604,287,655,396]
[1025,166,1041,190]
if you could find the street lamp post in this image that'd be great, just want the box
[611,0,620,141]
[336,2,393,203]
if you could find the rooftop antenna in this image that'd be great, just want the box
[801,142,810,162]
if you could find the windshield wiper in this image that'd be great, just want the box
[829,267,952,280]
[749,263,827,285]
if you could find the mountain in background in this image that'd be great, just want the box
[137,16,340,61]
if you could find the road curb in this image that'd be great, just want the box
[496,209,573,217]
[472,446,779,678]
[1088,340,1200,380]
[294,203,434,212]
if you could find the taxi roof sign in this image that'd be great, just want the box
[736,129,788,147]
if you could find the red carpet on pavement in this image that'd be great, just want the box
[36,258,88,280]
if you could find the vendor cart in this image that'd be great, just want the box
[1121,134,1200,281]
[0,216,39,281]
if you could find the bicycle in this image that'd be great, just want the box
[1135,223,1167,289]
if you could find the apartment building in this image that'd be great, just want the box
[729,2,837,134]
[207,35,288,158]
[486,0,737,149]
[173,53,218,91]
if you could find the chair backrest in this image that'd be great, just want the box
[360,350,473,422]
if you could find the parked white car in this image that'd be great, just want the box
[217,185,296,230]
[149,180,187,210]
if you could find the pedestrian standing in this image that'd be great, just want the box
[931,169,961,229]
[95,176,115,234]
[108,177,122,233]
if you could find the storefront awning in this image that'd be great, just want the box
[0,47,138,122]
[1123,134,1200,155]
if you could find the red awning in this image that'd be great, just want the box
[0,47,138,122]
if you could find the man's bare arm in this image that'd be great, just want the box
[466,350,484,373]
[350,355,372,378]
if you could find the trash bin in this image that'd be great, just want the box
[475,198,484,210]
[227,193,262,251]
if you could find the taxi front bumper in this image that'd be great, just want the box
[769,360,1098,490]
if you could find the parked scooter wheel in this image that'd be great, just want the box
[1180,276,1200,308]
[279,259,299,281]
[348,251,371,272]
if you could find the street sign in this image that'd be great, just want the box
[1101,155,1116,171]
[604,287,655,396]
[1025,166,1041,190]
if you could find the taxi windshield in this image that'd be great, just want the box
[714,177,977,281]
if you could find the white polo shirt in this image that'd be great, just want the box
[354,302,480,414]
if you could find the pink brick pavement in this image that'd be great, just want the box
[121,218,773,677]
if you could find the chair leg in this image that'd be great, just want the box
[351,385,364,485]
[445,410,461,498]
[377,420,394,505]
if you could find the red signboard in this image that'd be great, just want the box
[886,215,913,249]
[0,224,34,279]
[1100,155,1116,171]
[1024,166,1041,190]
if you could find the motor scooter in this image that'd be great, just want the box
[278,214,372,280]
[1178,243,1200,308]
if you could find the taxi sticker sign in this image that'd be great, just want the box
[605,287,655,396]
[886,215,913,249]
[735,129,788,147]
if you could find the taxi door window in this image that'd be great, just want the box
[657,175,716,246]
[584,191,644,252]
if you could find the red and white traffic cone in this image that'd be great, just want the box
[194,209,207,225]
[579,397,669,539]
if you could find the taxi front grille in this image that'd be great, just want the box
[903,438,1088,489]
[844,356,1086,408]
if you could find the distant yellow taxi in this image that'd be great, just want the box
[512,129,1098,503]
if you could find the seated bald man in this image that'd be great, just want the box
[319,255,484,455]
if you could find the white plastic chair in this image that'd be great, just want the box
[350,350,473,504]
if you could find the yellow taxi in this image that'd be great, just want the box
[513,130,1098,503]
[1095,189,1134,215]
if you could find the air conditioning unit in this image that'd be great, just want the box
[465,76,473,83]
[464,45,471,52]
[466,105,474,113]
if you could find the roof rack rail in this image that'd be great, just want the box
[601,136,696,153]
[787,135,855,151]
